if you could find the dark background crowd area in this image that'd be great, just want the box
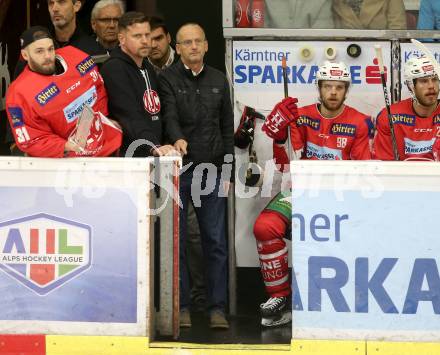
[0,0,224,155]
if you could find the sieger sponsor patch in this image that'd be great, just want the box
[331,123,356,137]
[35,83,60,106]
[391,114,416,126]
[76,56,96,76]
[296,115,320,130]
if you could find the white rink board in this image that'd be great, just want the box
[233,41,391,266]
[0,157,152,336]
[291,160,440,341]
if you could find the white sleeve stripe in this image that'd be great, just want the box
[259,246,288,260]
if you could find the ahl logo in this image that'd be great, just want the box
[0,213,91,296]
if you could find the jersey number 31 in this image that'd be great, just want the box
[15,127,30,143]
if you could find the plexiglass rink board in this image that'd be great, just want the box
[291,160,440,341]
[0,157,152,336]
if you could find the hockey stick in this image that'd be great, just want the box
[410,39,440,78]
[235,101,266,120]
[374,45,400,161]
[235,100,272,115]
[281,56,292,161]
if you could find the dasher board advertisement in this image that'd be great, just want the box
[0,157,150,336]
[291,160,440,341]
[233,41,391,266]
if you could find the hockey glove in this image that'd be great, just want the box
[234,105,265,149]
[262,97,298,142]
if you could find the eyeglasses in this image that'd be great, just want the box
[96,17,120,25]
[176,38,206,47]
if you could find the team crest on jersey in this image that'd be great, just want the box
[143,89,161,114]
[76,56,96,76]
[433,115,440,125]
[391,114,415,126]
[8,107,24,127]
[330,123,356,137]
[296,115,320,130]
[35,83,60,106]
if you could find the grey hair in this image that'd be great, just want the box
[91,0,125,20]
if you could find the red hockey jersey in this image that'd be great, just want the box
[6,46,121,157]
[373,98,440,161]
[273,103,372,166]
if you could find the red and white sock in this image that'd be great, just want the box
[253,211,290,297]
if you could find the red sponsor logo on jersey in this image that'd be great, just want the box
[143,89,161,114]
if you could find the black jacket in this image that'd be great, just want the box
[100,47,163,156]
[159,60,234,166]
[55,26,105,56]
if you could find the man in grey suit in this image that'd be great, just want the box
[264,0,334,28]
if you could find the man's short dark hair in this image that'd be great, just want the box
[149,16,169,35]
[118,11,148,31]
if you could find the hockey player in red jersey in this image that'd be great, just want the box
[373,55,440,160]
[255,61,372,327]
[6,26,122,158]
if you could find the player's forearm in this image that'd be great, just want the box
[18,138,66,158]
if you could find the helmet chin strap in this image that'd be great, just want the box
[409,87,417,103]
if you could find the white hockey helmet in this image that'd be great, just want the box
[404,55,437,93]
[316,61,351,86]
